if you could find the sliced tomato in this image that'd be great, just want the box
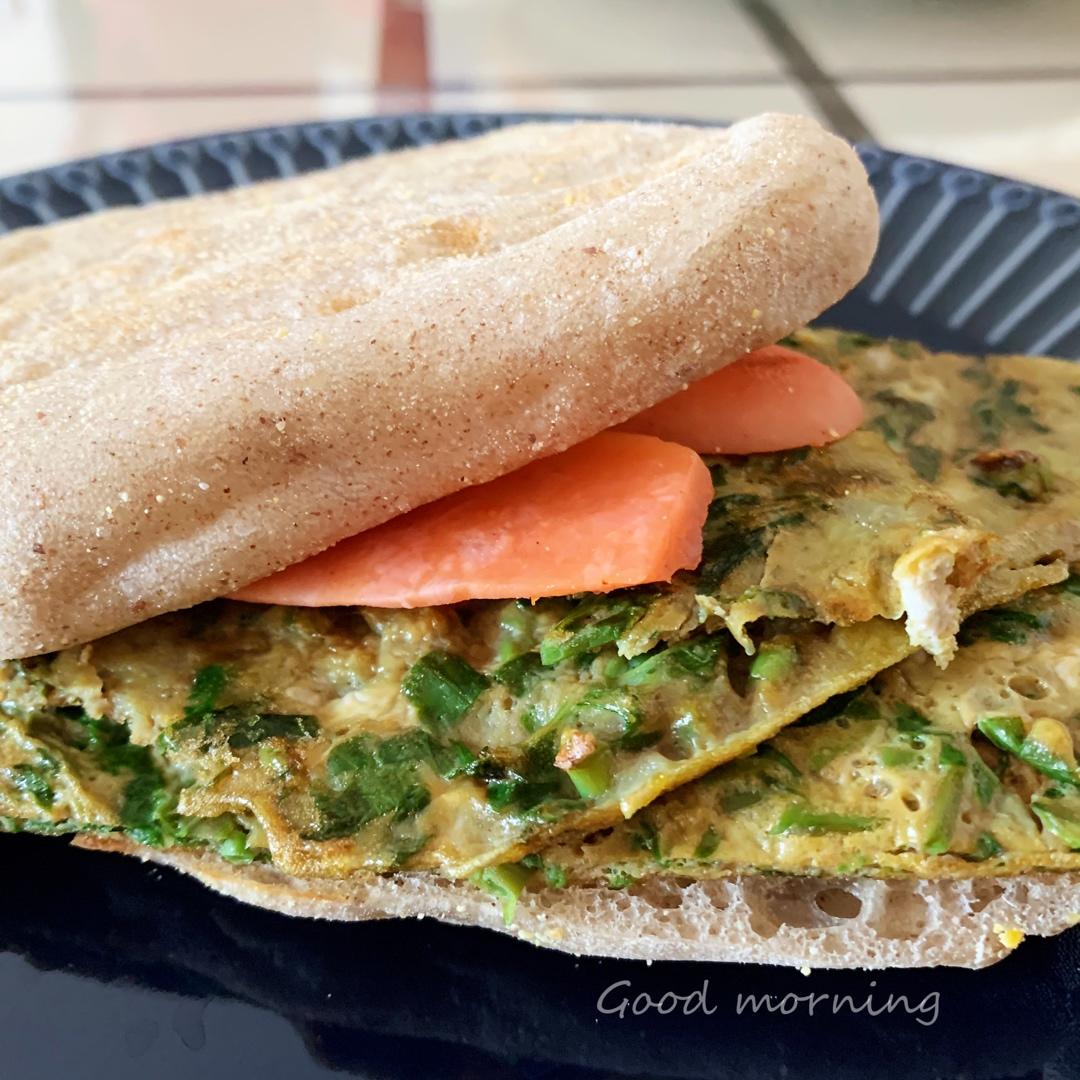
[617,344,864,454]
[232,432,712,608]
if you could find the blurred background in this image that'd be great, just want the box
[1,0,1078,193]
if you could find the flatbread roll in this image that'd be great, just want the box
[0,114,877,658]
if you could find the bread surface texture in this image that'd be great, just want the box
[0,115,878,657]
[78,836,1080,969]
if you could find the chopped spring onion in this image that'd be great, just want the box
[749,643,797,683]
[922,768,964,855]
[471,863,530,925]
[567,749,614,799]
[977,715,1080,788]
[1032,800,1080,849]
[768,803,879,836]
[401,651,489,733]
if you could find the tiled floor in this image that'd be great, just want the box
[770,0,1080,76]
[0,0,1078,196]
[426,0,784,82]
[847,79,1080,194]
[0,0,381,91]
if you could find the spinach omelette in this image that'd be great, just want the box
[2,329,1078,879]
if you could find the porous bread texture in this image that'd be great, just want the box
[77,837,1080,970]
[0,114,878,658]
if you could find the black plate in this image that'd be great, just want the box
[3,113,1080,1080]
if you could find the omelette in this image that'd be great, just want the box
[548,574,1080,884]
[2,330,1078,880]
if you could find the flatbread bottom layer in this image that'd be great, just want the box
[76,835,1080,970]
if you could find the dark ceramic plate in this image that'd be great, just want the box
[2,114,1080,1080]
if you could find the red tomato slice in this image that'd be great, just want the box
[232,432,712,608]
[617,344,864,454]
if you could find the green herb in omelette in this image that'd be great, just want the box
[11,761,57,810]
[749,643,797,683]
[566,748,613,799]
[401,651,490,733]
[972,378,1050,443]
[1032,800,1080,849]
[971,832,1004,861]
[471,863,529,925]
[181,664,229,726]
[621,636,724,686]
[922,766,965,855]
[492,651,544,696]
[970,448,1053,503]
[769,804,880,836]
[539,597,643,666]
[306,731,436,841]
[976,716,1080,788]
[694,825,720,860]
[959,607,1045,646]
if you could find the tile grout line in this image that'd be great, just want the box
[736,0,874,143]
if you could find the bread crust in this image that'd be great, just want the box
[77,835,1080,969]
[0,115,877,657]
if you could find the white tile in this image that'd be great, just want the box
[847,80,1080,196]
[0,83,818,177]
[430,82,814,123]
[0,0,380,92]
[428,0,785,83]
[0,95,378,176]
[771,0,1080,75]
